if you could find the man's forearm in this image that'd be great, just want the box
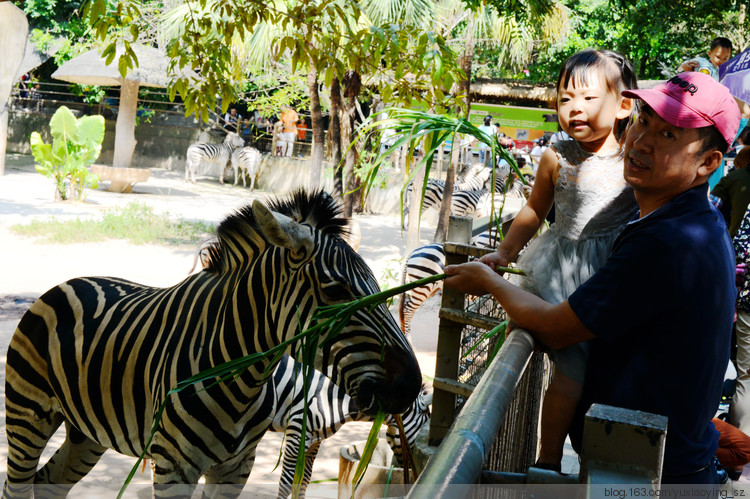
[485,277,593,350]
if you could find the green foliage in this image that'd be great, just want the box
[528,0,749,81]
[87,0,461,121]
[70,84,106,104]
[11,203,215,245]
[243,71,310,118]
[136,106,155,126]
[29,106,104,201]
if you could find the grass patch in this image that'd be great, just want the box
[11,202,215,246]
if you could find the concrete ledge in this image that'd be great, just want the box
[92,164,151,193]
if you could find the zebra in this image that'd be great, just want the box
[399,243,445,337]
[229,146,265,189]
[401,164,491,228]
[3,189,421,497]
[270,355,432,498]
[399,229,502,335]
[184,131,245,183]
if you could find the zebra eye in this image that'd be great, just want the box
[320,281,352,302]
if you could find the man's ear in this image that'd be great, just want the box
[616,97,634,120]
[697,149,725,178]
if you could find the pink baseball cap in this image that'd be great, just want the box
[622,72,740,152]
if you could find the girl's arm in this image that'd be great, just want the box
[481,147,557,268]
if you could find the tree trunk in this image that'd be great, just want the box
[113,79,139,169]
[307,66,324,190]
[342,69,362,217]
[434,33,474,242]
[406,151,425,254]
[330,76,343,198]
[0,3,28,176]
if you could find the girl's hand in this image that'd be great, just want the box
[479,249,514,273]
[444,261,499,297]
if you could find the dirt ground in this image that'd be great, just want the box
[0,153,443,497]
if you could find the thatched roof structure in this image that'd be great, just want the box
[470,79,667,107]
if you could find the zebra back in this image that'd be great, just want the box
[399,243,445,337]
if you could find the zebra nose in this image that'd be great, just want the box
[376,346,422,414]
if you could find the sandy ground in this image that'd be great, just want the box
[0,154,443,497]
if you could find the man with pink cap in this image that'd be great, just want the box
[445,71,741,484]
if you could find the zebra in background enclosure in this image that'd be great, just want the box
[3,190,421,497]
[228,146,266,189]
[270,355,432,498]
[399,229,501,335]
[401,164,490,228]
[184,131,245,183]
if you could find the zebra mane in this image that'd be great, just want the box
[204,189,350,273]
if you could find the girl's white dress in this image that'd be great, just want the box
[518,139,637,302]
[516,139,638,380]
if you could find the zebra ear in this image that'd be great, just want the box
[252,200,314,255]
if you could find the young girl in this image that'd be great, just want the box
[481,49,638,470]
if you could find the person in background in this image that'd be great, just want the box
[711,147,750,236]
[680,37,733,81]
[273,118,284,156]
[279,106,299,157]
[713,417,750,481]
[530,137,549,173]
[19,73,29,100]
[727,163,750,441]
[477,115,495,167]
[224,107,242,133]
[296,118,308,157]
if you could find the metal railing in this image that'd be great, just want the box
[408,329,537,497]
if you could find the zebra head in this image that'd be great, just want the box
[224,131,246,148]
[211,190,421,416]
[385,382,433,465]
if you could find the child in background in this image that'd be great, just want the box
[680,37,733,81]
[481,49,639,470]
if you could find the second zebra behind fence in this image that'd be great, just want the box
[399,230,501,336]
[270,354,432,498]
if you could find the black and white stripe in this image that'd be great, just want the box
[230,146,266,189]
[3,190,421,496]
[401,164,491,228]
[184,132,245,183]
[399,243,446,337]
[399,229,503,335]
[270,355,431,498]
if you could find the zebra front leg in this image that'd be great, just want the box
[276,437,320,499]
[202,454,255,499]
[298,440,321,499]
[150,442,202,498]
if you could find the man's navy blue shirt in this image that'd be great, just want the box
[568,183,735,476]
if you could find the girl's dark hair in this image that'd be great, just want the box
[483,115,492,126]
[556,49,639,141]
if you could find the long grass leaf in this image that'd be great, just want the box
[353,409,387,496]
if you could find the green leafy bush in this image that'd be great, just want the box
[30,106,104,201]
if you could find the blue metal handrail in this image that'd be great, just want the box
[407,329,536,498]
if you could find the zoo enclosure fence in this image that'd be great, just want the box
[8,82,481,180]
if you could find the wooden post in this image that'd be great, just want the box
[428,216,473,443]
[112,79,139,168]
